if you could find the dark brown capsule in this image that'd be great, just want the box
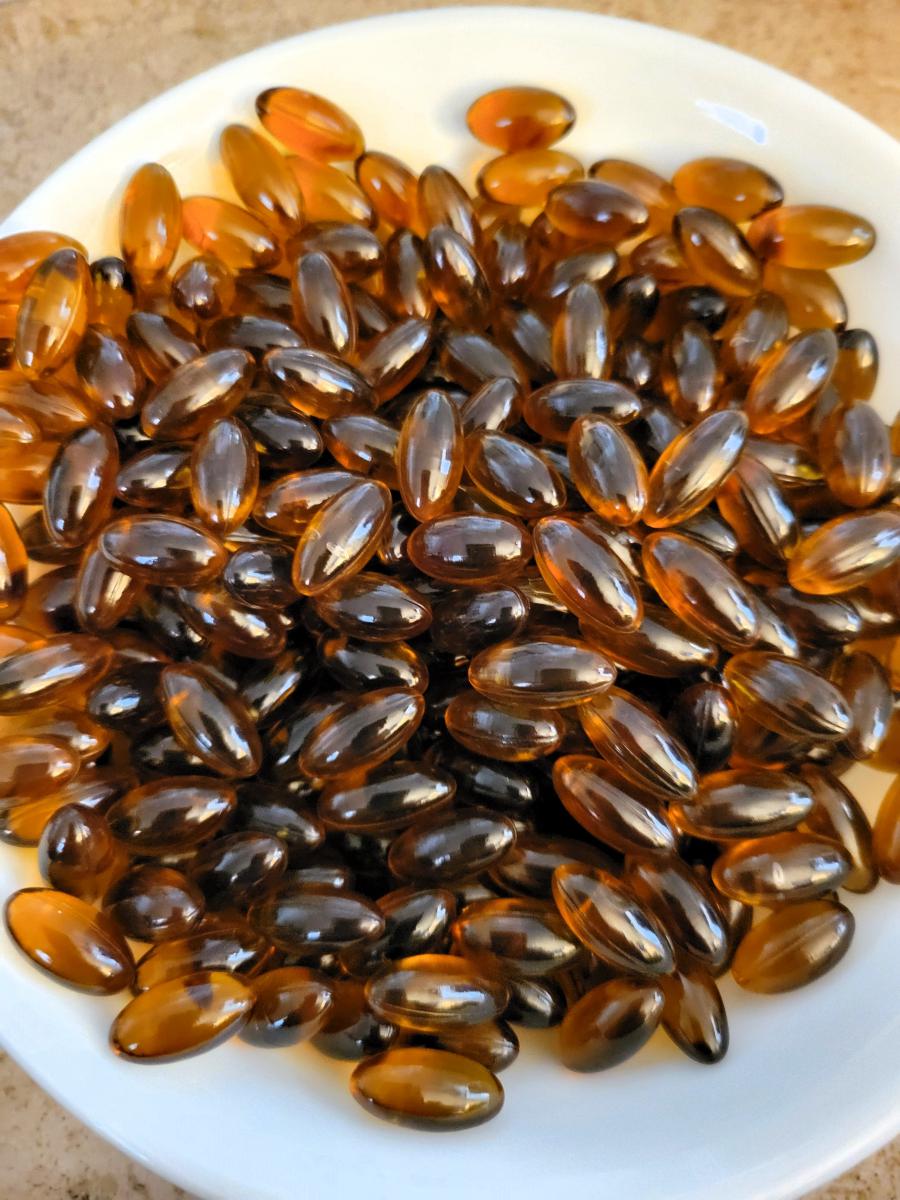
[452,897,582,977]
[801,765,877,893]
[674,207,761,296]
[388,807,517,885]
[292,250,356,357]
[819,402,891,508]
[559,977,664,1072]
[660,322,721,422]
[832,328,878,403]
[134,921,274,991]
[580,604,718,679]
[723,650,853,741]
[628,855,728,972]
[524,379,641,443]
[171,254,235,323]
[318,761,455,832]
[115,445,191,511]
[106,777,236,854]
[323,413,398,483]
[75,326,144,421]
[424,226,491,329]
[312,572,431,642]
[717,455,799,568]
[104,865,205,942]
[0,634,113,712]
[141,348,254,439]
[241,397,323,469]
[43,424,119,548]
[224,543,297,612]
[251,884,384,954]
[288,221,384,281]
[236,783,324,858]
[551,280,609,379]
[490,833,617,900]
[300,687,425,778]
[253,468,358,535]
[382,230,434,320]
[430,585,529,656]
[673,768,813,840]
[438,329,526,392]
[37,804,127,902]
[86,661,165,730]
[831,652,891,760]
[417,1020,519,1074]
[545,180,648,243]
[160,663,262,778]
[366,953,508,1031]
[312,975,398,1060]
[504,975,567,1027]
[661,969,729,1064]
[191,832,287,908]
[126,311,200,383]
[644,410,747,529]
[244,966,334,1047]
[418,166,479,246]
[731,900,855,992]
[205,315,304,359]
[444,691,565,762]
[101,515,227,587]
[358,318,435,406]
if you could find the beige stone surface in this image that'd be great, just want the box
[0,0,897,1197]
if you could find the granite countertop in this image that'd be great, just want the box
[0,0,898,1197]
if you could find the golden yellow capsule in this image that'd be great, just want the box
[672,156,783,222]
[788,509,900,594]
[181,197,280,272]
[256,87,363,161]
[833,328,878,403]
[219,124,303,236]
[119,163,182,285]
[112,970,253,1061]
[467,86,574,151]
[14,248,90,377]
[747,204,876,268]
[466,429,566,518]
[286,156,374,227]
[477,150,582,207]
[356,151,421,230]
[762,262,847,330]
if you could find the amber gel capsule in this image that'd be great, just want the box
[673,156,783,222]
[819,402,891,508]
[388,806,517,885]
[873,779,900,884]
[674,207,761,296]
[559,977,664,1072]
[747,204,876,268]
[160,663,262,778]
[119,163,182,285]
[300,688,425,778]
[672,769,814,840]
[356,151,420,230]
[644,410,747,529]
[318,761,455,832]
[467,86,575,151]
[366,954,508,1032]
[545,180,649,243]
[256,87,363,161]
[567,415,647,525]
[580,688,697,800]
[802,765,877,893]
[444,690,565,762]
[642,531,759,651]
[731,901,855,992]
[292,478,391,596]
[107,777,236,853]
[0,634,113,712]
[831,652,891,761]
[745,329,837,434]
[533,516,641,631]
[351,1046,503,1130]
[15,248,90,377]
[717,454,799,568]
[112,970,254,1062]
[788,509,900,594]
[397,389,463,521]
[190,417,259,534]
[5,888,134,993]
[291,250,356,357]
[141,347,254,440]
[723,650,853,741]
[407,513,531,585]
[100,515,226,586]
[220,124,303,236]
[451,897,581,977]
[551,864,674,976]
[712,832,851,904]
[423,226,491,328]
[181,196,281,271]
[465,430,566,518]
[312,573,432,643]
[553,755,676,856]
[660,321,720,422]
[469,636,615,707]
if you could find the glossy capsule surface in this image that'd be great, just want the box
[0,634,113,712]
[107,777,236,852]
[788,509,900,594]
[533,516,641,631]
[397,389,462,521]
[567,415,647,525]
[15,248,90,377]
[389,806,517,884]
[444,691,564,762]
[644,410,747,529]
[256,87,363,161]
[803,765,877,893]
[469,636,614,706]
[465,430,566,518]
[712,832,850,904]
[627,856,729,972]
[292,250,356,356]
[182,197,280,271]
[545,180,648,244]
[366,953,508,1031]
[581,604,717,678]
[119,163,182,285]
[356,152,420,229]
[731,900,855,992]
[745,329,837,434]
[820,402,891,508]
[5,887,134,993]
[351,1047,503,1130]
[673,769,814,840]
[723,651,853,740]
[747,204,876,268]
[244,967,334,1047]
[300,687,425,778]
[408,513,531,584]
[467,87,575,151]
[112,970,254,1061]
[674,207,761,296]
[318,761,455,832]
[673,156,783,222]
[559,977,664,1072]
[251,884,384,954]
[553,755,676,856]
[451,897,581,977]
[104,864,204,942]
[661,969,729,1064]
[580,688,697,800]
[38,804,127,902]
[220,124,303,236]
[292,479,391,596]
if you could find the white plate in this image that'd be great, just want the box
[1,8,899,1200]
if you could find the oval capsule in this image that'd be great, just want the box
[559,977,664,1072]
[312,573,431,643]
[444,690,565,762]
[469,636,614,707]
[721,291,789,378]
[833,328,878,402]
[407,513,531,585]
[112,970,254,1061]
[831,652,891,760]
[0,634,113,712]
[660,322,720,422]
[356,151,420,229]
[15,248,90,377]
[644,410,747,529]
[723,651,853,740]
[424,226,491,329]
[580,604,718,679]
[430,585,529,656]
[465,430,566,518]
[642,531,759,651]
[220,123,303,236]
[5,887,134,993]
[126,311,200,382]
[191,832,287,909]
[553,755,676,856]
[580,688,697,800]
[190,417,258,534]
[552,864,674,976]
[171,254,235,322]
[141,348,254,440]
[300,687,425,778]
[160,663,263,777]
[75,326,144,421]
[533,516,641,631]
[366,953,508,1031]
[467,86,574,151]
[745,329,838,434]
[318,762,455,832]
[224,543,296,612]
[351,1046,502,1130]
[802,765,877,893]
[820,402,891,508]
[43,424,119,549]
[712,832,851,904]
[106,777,236,853]
[788,509,900,595]
[661,968,729,1065]
[673,768,814,840]
[292,479,391,596]
[134,922,274,991]
[627,855,729,971]
[731,900,855,992]
[567,415,647,525]
[359,318,435,406]
[397,389,463,521]
[181,196,280,271]
[38,805,127,903]
[674,207,761,296]
[545,180,648,243]
[119,163,182,284]
[717,455,799,568]
[104,865,205,943]
[291,250,356,356]
[256,86,362,161]
[451,898,581,977]
[762,262,847,330]
[524,379,641,442]
[388,807,517,884]
[747,204,875,268]
[251,884,384,954]
[673,156,783,222]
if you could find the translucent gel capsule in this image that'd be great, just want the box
[731,900,854,992]
[451,897,581,978]
[205,315,303,359]
[104,864,205,942]
[788,509,900,595]
[627,855,728,971]
[567,414,647,525]
[250,883,384,954]
[801,765,877,893]
[100,514,226,586]
[545,180,648,244]
[134,922,273,991]
[357,318,435,406]
[480,221,534,302]
[366,953,508,1031]
[430,585,529,656]
[291,250,356,357]
[160,664,262,778]
[746,327,839,435]
[171,255,234,323]
[5,887,134,992]
[311,574,429,644]
[76,326,144,421]
[721,291,789,379]
[181,197,280,272]
[126,311,200,382]
[589,159,677,235]
[190,417,258,533]
[820,402,891,508]
[388,806,517,884]
[254,468,357,535]
[15,248,90,377]
[141,347,254,439]
[0,503,26,619]
[220,124,303,236]
[580,688,697,800]
[644,410,747,529]
[112,970,253,1062]
[107,776,236,853]
[469,636,614,707]
[467,87,574,151]
[418,166,479,246]
[382,230,434,321]
[418,1020,519,1073]
[559,977,664,1072]
[553,755,675,856]
[505,975,566,1027]
[660,321,720,422]
[300,687,425,778]
[478,150,582,207]
[661,968,729,1064]
[445,691,564,762]
[319,761,455,833]
[873,779,900,884]
[551,864,674,976]
[581,603,718,679]
[356,151,421,230]
[397,389,462,521]
[762,262,847,330]
[465,429,566,518]
[424,226,491,329]
[524,381,640,445]
[723,650,853,740]
[674,207,761,296]
[191,831,287,909]
[672,767,813,840]
[550,280,608,379]
[716,454,799,569]
[0,231,87,302]
[351,1046,502,1130]
[288,221,383,282]
[4,706,110,763]
[408,513,531,585]
[244,967,334,1047]
[833,328,878,402]
[489,832,615,900]
[242,395,323,469]
[256,87,363,161]
[0,734,78,799]
[533,516,641,631]
[119,163,182,285]
[292,479,391,596]
[0,634,113,712]
[747,204,875,268]
[830,652,890,761]
[42,424,119,549]
[673,156,783,222]
[38,805,128,903]
[713,831,850,904]
[642,531,759,651]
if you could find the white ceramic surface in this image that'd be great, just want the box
[1,8,899,1200]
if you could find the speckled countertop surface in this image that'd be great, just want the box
[0,1,898,1197]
